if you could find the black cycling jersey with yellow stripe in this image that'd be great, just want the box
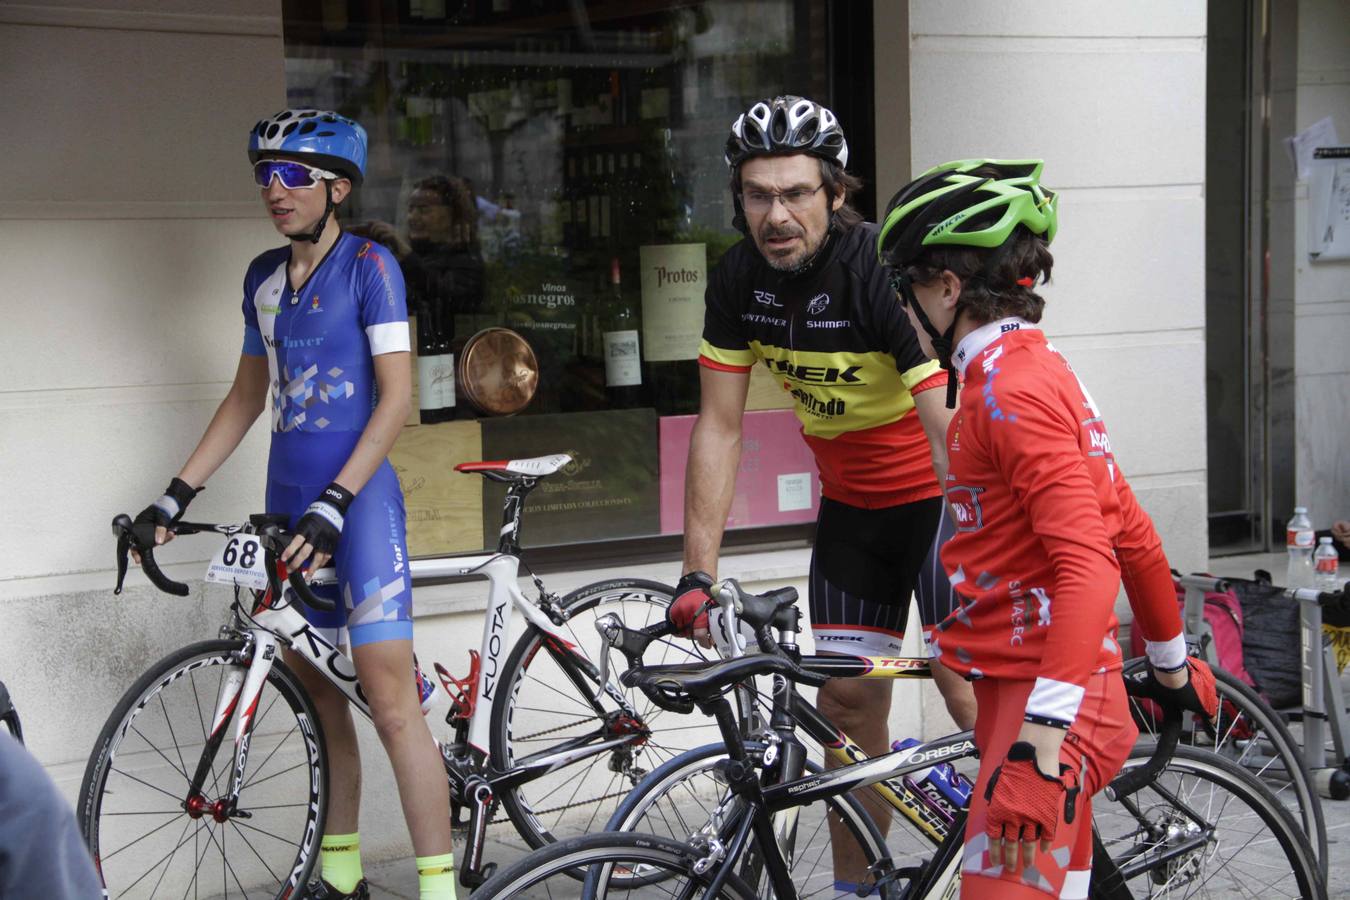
[699,223,945,508]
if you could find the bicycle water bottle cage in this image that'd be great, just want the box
[436,655,481,723]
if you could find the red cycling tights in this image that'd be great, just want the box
[960,671,1137,899]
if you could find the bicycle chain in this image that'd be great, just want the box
[512,715,646,743]
[470,787,637,826]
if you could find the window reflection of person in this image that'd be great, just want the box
[401,174,485,338]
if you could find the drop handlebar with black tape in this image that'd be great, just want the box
[110,513,334,612]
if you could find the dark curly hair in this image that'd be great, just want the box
[905,228,1054,324]
[411,174,478,249]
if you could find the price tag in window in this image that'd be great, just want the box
[205,534,269,590]
[777,473,812,512]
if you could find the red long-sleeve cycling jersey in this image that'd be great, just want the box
[932,319,1186,727]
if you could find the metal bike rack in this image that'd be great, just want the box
[1292,584,1350,799]
[1178,573,1350,799]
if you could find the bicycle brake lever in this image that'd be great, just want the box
[113,530,132,594]
[594,614,622,689]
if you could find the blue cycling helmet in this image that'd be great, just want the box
[248,109,367,185]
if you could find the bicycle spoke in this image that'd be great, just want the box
[145,816,196,900]
[235,801,310,812]
[510,706,597,720]
[795,811,836,897]
[114,815,204,893]
[239,721,300,791]
[106,767,189,813]
[522,671,600,712]
[531,747,608,813]
[240,757,310,792]
[129,723,194,786]
[218,824,251,899]
[158,689,193,781]
[229,818,284,884]
[234,816,310,848]
[580,766,625,834]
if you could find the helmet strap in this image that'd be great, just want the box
[896,271,961,409]
[296,180,336,245]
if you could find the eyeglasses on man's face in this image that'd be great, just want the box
[740,183,826,214]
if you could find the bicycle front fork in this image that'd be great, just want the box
[187,632,281,818]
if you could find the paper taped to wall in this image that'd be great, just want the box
[1309,147,1350,262]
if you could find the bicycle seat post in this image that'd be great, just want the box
[496,479,537,555]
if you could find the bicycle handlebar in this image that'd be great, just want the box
[1105,672,1184,801]
[110,514,334,612]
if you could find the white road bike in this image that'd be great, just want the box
[80,454,712,899]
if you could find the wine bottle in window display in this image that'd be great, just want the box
[602,257,643,409]
[433,309,457,420]
[416,305,446,424]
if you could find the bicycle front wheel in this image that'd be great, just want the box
[79,639,327,900]
[490,578,729,848]
[608,741,907,899]
[1123,656,1327,873]
[471,831,759,900]
[1093,743,1323,899]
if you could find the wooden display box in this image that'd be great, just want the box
[389,420,484,556]
[407,313,422,427]
[479,408,660,546]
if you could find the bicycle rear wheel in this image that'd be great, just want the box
[491,579,728,848]
[1092,743,1323,899]
[79,639,326,900]
[1123,656,1327,873]
[471,831,759,900]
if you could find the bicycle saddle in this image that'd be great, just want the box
[455,454,572,481]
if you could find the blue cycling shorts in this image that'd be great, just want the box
[267,460,413,648]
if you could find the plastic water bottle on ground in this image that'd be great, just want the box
[1286,507,1315,588]
[1314,537,1341,591]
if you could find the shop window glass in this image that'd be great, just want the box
[281,0,849,555]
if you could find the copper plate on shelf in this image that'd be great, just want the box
[457,327,539,416]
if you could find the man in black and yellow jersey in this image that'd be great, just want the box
[668,97,975,768]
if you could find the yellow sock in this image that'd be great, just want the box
[416,851,457,900]
[320,832,363,893]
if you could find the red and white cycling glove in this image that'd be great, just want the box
[667,571,714,637]
[984,741,1080,867]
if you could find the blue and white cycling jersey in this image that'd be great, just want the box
[242,232,414,646]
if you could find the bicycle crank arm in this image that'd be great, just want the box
[457,778,497,889]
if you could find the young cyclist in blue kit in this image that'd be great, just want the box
[134,110,455,900]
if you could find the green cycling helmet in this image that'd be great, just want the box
[876,159,1057,268]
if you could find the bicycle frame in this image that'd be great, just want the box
[191,550,640,815]
[682,662,974,900]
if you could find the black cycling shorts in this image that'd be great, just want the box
[809,495,956,657]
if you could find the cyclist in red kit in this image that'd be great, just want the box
[876,160,1218,899]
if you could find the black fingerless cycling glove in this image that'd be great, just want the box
[135,477,201,529]
[294,483,355,556]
